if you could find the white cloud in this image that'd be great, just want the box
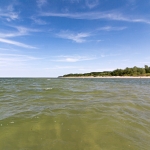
[14,26,40,34]
[56,30,90,43]
[65,58,80,62]
[98,26,127,31]
[0,4,19,21]
[70,0,80,3]
[37,0,47,8]
[86,0,99,9]
[0,11,18,21]
[0,26,40,49]
[100,53,121,58]
[40,11,150,24]
[0,27,39,38]
[0,32,19,38]
[31,16,47,25]
[0,26,40,39]
[0,54,40,67]
[44,65,80,70]
[0,38,37,49]
[79,67,115,72]
[96,40,102,42]
[52,55,96,62]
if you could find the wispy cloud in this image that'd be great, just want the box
[0,38,37,49]
[40,11,150,24]
[100,53,120,58]
[97,26,127,31]
[79,67,115,72]
[31,16,47,25]
[0,26,40,49]
[0,54,41,67]
[37,0,47,8]
[56,30,91,43]
[86,0,99,9]
[0,4,19,21]
[44,65,80,70]
[52,55,96,62]
[96,40,102,42]
[0,26,40,38]
[15,26,40,34]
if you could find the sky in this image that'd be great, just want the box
[0,0,150,77]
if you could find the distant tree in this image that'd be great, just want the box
[145,65,150,73]
[131,66,137,76]
[63,65,150,77]
[111,69,124,76]
[123,67,133,76]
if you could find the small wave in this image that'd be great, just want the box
[45,88,52,90]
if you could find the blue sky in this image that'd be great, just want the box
[0,0,150,77]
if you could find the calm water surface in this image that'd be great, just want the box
[0,78,150,150]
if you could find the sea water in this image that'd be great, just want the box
[0,78,150,150]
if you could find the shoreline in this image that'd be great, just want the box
[61,76,150,79]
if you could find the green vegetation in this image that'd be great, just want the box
[63,65,150,77]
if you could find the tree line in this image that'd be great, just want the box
[63,65,150,77]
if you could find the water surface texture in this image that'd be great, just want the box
[0,78,150,150]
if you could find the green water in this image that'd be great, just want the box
[0,78,150,150]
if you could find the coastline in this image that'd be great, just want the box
[61,76,150,79]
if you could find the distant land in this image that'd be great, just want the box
[60,65,150,78]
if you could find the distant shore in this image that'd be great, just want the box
[61,65,150,78]
[61,76,150,78]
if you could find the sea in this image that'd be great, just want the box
[0,78,150,150]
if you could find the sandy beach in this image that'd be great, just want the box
[61,76,150,79]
